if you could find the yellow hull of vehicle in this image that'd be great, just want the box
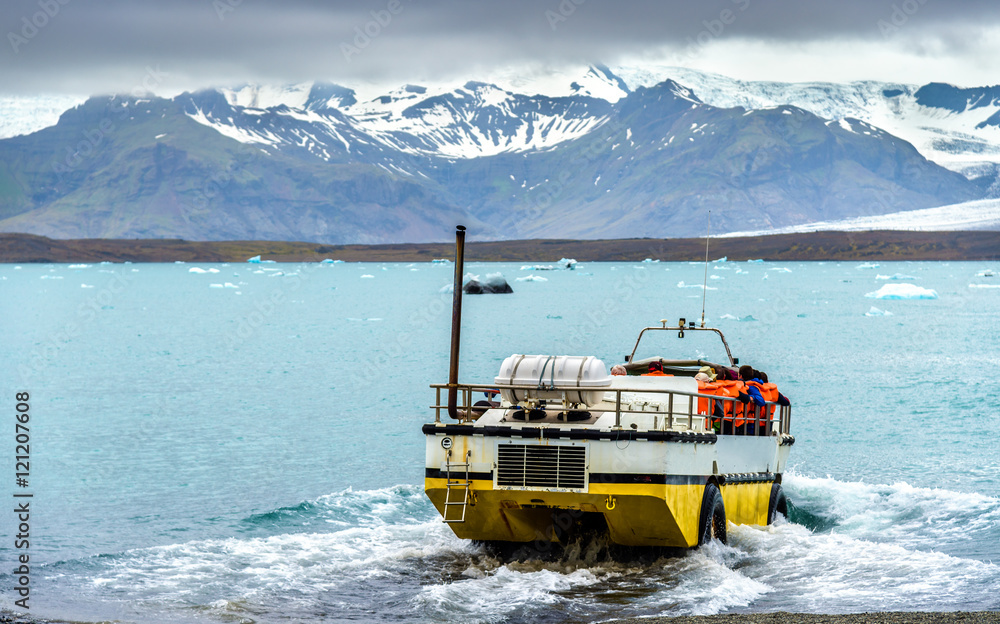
[425,478,774,548]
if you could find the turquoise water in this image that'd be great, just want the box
[1,259,999,622]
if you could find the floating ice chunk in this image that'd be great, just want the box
[188,267,220,274]
[642,258,659,263]
[735,268,747,274]
[431,258,451,264]
[247,255,261,263]
[865,306,893,316]
[747,259,763,263]
[360,274,375,279]
[40,275,63,279]
[865,284,938,299]
[677,281,717,290]
[856,262,880,269]
[772,267,792,273]
[556,258,577,269]
[381,266,388,271]
[738,315,758,322]
[969,284,1000,289]
[876,273,916,280]
[320,258,335,264]
[975,270,995,277]
[81,284,94,288]
[714,256,727,262]
[520,264,555,271]
[68,264,91,269]
[439,284,454,293]
[347,317,383,322]
[515,275,548,282]
[209,282,239,289]
[710,275,723,280]
[464,272,513,294]
[719,314,738,320]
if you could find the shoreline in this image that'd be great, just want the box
[2,230,1000,263]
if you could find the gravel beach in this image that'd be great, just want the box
[612,612,1000,624]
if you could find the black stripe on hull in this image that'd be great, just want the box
[424,468,711,486]
[422,423,717,444]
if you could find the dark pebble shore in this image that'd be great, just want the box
[612,612,1000,624]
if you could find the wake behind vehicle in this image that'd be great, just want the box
[423,226,792,550]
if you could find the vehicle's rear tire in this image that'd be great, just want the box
[698,483,727,546]
[767,482,788,525]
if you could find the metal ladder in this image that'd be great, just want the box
[443,449,472,523]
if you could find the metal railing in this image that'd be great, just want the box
[430,382,791,436]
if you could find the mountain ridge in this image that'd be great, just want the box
[0,65,994,244]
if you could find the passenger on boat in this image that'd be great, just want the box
[610,364,627,376]
[643,361,669,376]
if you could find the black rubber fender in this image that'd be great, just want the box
[767,482,788,525]
[698,483,727,546]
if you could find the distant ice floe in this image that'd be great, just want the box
[772,267,792,273]
[865,306,894,317]
[642,258,659,264]
[515,275,548,282]
[68,264,91,269]
[969,284,1000,289]
[360,274,375,279]
[347,317,383,322]
[209,282,239,289]
[719,314,757,321]
[81,284,94,289]
[188,267,220,274]
[876,273,916,280]
[520,264,555,271]
[431,258,451,264]
[714,256,727,262]
[865,284,938,300]
[677,281,717,290]
[976,269,995,277]
[856,263,880,269]
[40,275,63,279]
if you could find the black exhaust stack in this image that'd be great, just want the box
[447,225,467,420]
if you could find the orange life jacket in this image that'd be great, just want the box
[744,380,778,427]
[713,379,747,427]
[641,371,670,376]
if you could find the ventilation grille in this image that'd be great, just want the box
[496,444,586,490]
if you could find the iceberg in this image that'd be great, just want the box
[247,255,261,263]
[713,256,728,262]
[865,284,938,300]
[856,262,880,269]
[865,306,894,317]
[515,275,548,282]
[188,267,220,274]
[464,272,513,294]
[68,264,91,269]
[360,274,375,279]
[556,258,578,269]
[875,273,916,280]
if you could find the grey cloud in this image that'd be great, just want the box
[1,0,999,95]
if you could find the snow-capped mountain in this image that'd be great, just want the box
[0,65,993,243]
[611,65,1000,179]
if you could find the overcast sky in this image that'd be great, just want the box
[3,0,1000,96]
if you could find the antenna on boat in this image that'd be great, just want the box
[447,225,467,421]
[699,211,711,328]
